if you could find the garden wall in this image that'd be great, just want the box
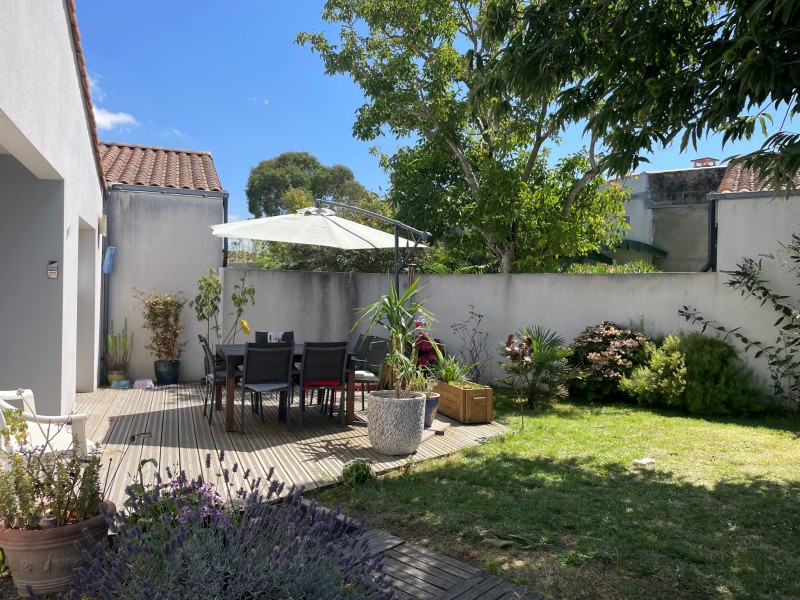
[222,268,779,388]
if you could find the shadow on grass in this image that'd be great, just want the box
[317,449,800,600]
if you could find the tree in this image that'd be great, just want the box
[478,0,800,192]
[246,151,372,217]
[297,0,629,273]
[239,152,398,272]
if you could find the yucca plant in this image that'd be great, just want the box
[105,319,133,371]
[353,277,435,398]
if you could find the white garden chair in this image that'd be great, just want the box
[0,389,93,457]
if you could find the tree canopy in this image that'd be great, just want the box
[246,151,372,217]
[298,0,629,273]
[477,0,800,191]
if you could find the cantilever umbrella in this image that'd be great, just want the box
[211,206,426,250]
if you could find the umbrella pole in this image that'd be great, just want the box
[394,226,400,292]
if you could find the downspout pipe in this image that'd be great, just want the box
[700,199,717,272]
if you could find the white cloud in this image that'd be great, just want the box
[87,72,106,102]
[162,127,189,139]
[94,107,137,131]
[262,98,269,106]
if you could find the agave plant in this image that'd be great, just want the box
[498,326,582,408]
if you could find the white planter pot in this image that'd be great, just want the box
[367,390,426,455]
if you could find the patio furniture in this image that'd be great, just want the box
[293,342,349,430]
[354,337,389,409]
[352,333,374,369]
[239,342,295,433]
[0,389,93,457]
[199,335,228,424]
[216,343,357,432]
[255,331,295,344]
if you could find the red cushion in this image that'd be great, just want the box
[303,380,341,388]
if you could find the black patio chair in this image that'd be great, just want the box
[354,337,389,410]
[239,342,294,433]
[352,333,374,370]
[293,341,348,430]
[199,335,227,424]
[255,330,295,345]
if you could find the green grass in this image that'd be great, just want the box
[310,391,800,599]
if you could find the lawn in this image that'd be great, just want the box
[310,391,800,600]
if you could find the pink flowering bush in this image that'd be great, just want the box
[569,321,650,401]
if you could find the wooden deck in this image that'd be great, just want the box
[77,383,510,507]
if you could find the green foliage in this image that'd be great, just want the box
[498,326,582,407]
[135,289,188,361]
[564,260,661,274]
[342,461,376,487]
[298,0,629,273]
[621,334,766,416]
[681,233,800,409]
[621,335,686,408]
[427,339,475,384]
[189,270,255,346]
[450,305,492,382]
[105,319,133,371]
[0,394,102,529]
[680,333,766,416]
[477,0,800,193]
[353,277,436,397]
[569,321,650,402]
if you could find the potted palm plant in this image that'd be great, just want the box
[135,289,188,384]
[104,319,133,384]
[0,392,114,597]
[353,278,435,455]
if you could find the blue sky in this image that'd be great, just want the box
[78,0,787,222]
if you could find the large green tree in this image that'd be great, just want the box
[239,152,397,272]
[478,0,800,191]
[246,151,373,217]
[298,0,628,273]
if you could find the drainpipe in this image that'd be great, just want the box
[700,199,717,272]
[100,185,111,386]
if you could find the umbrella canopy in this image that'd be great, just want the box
[210,207,426,250]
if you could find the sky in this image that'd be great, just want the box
[77,0,788,223]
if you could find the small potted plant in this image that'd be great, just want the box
[353,278,435,455]
[104,319,133,384]
[0,393,114,597]
[135,289,188,384]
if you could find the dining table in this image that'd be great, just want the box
[215,343,356,432]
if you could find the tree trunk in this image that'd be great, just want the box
[499,249,514,274]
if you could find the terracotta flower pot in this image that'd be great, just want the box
[0,500,115,597]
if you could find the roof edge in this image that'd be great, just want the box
[100,140,214,156]
[65,0,105,191]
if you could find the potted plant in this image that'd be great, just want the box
[354,278,435,455]
[135,289,188,384]
[0,393,114,597]
[429,342,494,424]
[104,319,133,384]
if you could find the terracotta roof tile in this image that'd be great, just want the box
[717,162,800,194]
[98,142,224,192]
[66,0,105,190]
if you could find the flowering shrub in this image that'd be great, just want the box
[415,333,443,367]
[135,289,188,361]
[569,321,650,401]
[72,458,392,600]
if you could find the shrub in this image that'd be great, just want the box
[72,462,391,600]
[680,333,766,416]
[564,260,661,274]
[342,461,376,487]
[569,321,650,401]
[621,333,767,416]
[620,335,686,407]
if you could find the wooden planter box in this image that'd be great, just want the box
[434,381,493,424]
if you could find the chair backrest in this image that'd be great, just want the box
[300,342,348,386]
[353,334,374,362]
[242,342,294,385]
[365,337,390,372]
[0,389,36,413]
[198,335,215,377]
[255,330,295,345]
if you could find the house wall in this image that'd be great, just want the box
[107,189,224,382]
[0,0,104,413]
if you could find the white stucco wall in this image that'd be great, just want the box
[107,189,225,382]
[0,0,104,413]
[618,173,652,244]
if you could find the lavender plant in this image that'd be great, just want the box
[70,456,392,600]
